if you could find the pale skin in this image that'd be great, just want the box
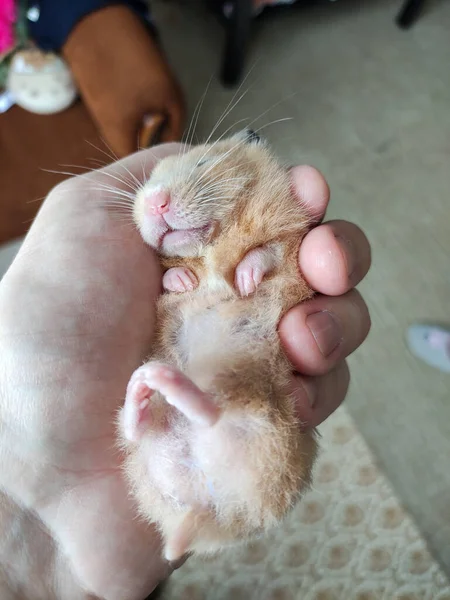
[0,143,371,600]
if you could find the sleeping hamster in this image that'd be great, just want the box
[118,129,319,562]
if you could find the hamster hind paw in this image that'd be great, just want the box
[122,376,155,442]
[122,362,221,441]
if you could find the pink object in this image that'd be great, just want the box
[0,0,16,57]
[123,362,220,442]
[162,267,198,293]
[145,189,170,215]
[234,245,276,296]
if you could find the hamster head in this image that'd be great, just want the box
[134,129,266,257]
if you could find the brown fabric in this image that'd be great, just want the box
[62,5,186,157]
[0,4,187,245]
[0,101,106,244]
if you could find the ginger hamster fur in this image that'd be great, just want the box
[117,129,319,562]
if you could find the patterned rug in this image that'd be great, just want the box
[163,406,450,600]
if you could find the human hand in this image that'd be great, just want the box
[279,166,371,427]
[0,144,370,600]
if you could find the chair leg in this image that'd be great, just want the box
[396,0,426,29]
[221,0,253,87]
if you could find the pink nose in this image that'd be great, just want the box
[145,190,170,215]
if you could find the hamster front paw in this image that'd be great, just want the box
[162,267,198,293]
[235,246,277,296]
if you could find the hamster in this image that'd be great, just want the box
[117,129,319,562]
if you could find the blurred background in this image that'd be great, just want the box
[1,0,450,597]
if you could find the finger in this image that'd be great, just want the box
[289,362,350,428]
[289,165,330,223]
[299,220,372,296]
[279,289,371,376]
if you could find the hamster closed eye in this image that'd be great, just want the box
[118,128,318,562]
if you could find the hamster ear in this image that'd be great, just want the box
[244,128,262,144]
[234,128,264,145]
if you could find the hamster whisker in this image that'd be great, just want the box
[195,137,250,184]
[189,117,251,179]
[58,162,103,175]
[197,186,245,200]
[182,78,209,148]
[196,193,237,202]
[59,164,139,194]
[195,196,237,207]
[139,146,160,187]
[89,195,135,207]
[41,167,92,180]
[178,75,214,180]
[106,209,135,219]
[187,75,213,149]
[91,180,137,196]
[252,117,293,133]
[197,179,247,194]
[97,137,152,188]
[194,145,245,186]
[116,163,142,192]
[239,93,298,137]
[112,218,138,230]
[106,163,142,192]
[57,161,141,195]
[86,139,144,190]
[88,184,137,200]
[204,60,259,147]
[86,138,119,163]
[89,202,135,215]
[87,191,136,206]
[200,168,252,186]
[199,163,254,188]
[198,177,248,193]
[205,87,250,149]
[196,189,246,205]
[87,157,111,169]
[95,171,141,193]
[26,195,48,205]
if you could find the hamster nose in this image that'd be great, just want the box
[145,190,170,215]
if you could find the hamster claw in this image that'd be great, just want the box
[237,268,262,296]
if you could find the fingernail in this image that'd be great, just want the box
[306,310,342,357]
[335,234,355,280]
